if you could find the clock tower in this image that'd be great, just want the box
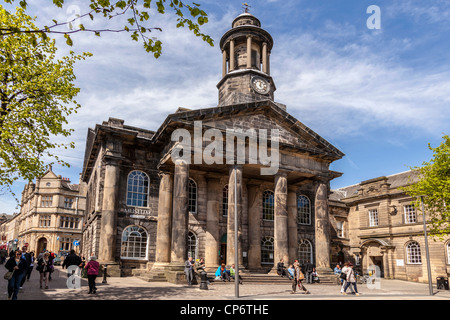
[217,11,275,106]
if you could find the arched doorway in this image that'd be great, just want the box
[36,237,47,255]
[360,239,393,278]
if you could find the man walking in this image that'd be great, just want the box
[62,249,82,277]
[184,257,195,286]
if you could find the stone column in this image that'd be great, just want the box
[227,165,243,266]
[229,39,235,71]
[169,160,189,271]
[98,157,120,264]
[205,178,221,270]
[262,42,268,74]
[153,172,173,270]
[274,173,289,269]
[315,181,332,273]
[287,186,298,263]
[247,184,261,271]
[246,35,252,69]
[222,50,227,77]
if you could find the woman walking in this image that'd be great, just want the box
[37,252,53,289]
[342,263,360,296]
[85,255,100,294]
[4,249,28,300]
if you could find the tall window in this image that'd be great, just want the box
[222,185,229,216]
[447,242,450,265]
[297,195,311,225]
[126,171,149,207]
[262,190,274,221]
[64,197,74,209]
[406,241,422,264]
[121,226,148,259]
[60,216,80,229]
[298,239,313,265]
[188,179,197,214]
[41,196,53,208]
[188,231,198,259]
[261,236,274,264]
[39,215,51,228]
[60,237,74,251]
[336,220,344,238]
[369,209,379,227]
[404,205,417,224]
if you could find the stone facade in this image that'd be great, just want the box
[0,168,86,256]
[79,13,345,281]
[329,171,450,283]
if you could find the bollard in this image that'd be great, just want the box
[199,271,208,290]
[102,264,108,284]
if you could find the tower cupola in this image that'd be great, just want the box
[217,11,276,106]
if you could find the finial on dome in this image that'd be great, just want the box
[242,3,251,13]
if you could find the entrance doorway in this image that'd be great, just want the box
[370,256,384,278]
[219,234,227,264]
[37,237,47,255]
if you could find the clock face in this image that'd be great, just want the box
[252,77,270,94]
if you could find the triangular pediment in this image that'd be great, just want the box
[156,100,344,161]
[41,168,58,179]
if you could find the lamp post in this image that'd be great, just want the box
[420,196,433,296]
[234,165,239,299]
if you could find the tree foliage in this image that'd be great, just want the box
[2,0,214,58]
[402,135,450,239]
[0,6,91,195]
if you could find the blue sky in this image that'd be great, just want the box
[1,0,449,214]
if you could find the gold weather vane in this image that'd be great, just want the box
[242,3,251,13]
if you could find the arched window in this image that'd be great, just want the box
[187,231,198,260]
[406,241,422,264]
[261,236,274,264]
[222,185,229,216]
[121,226,148,260]
[126,171,149,207]
[298,239,313,265]
[262,190,274,221]
[447,242,450,265]
[297,195,311,225]
[188,179,197,214]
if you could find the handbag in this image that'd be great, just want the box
[4,270,15,280]
[340,272,347,280]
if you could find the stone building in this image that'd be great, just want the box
[329,170,450,283]
[1,168,87,256]
[80,12,345,280]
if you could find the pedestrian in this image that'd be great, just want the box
[36,252,53,289]
[215,263,230,281]
[311,267,320,283]
[0,247,7,265]
[342,263,359,296]
[25,252,35,281]
[19,246,31,289]
[229,264,243,284]
[184,257,195,286]
[305,260,314,284]
[5,249,28,300]
[85,255,100,294]
[287,264,295,280]
[48,252,55,280]
[291,261,310,294]
[340,262,355,294]
[62,249,83,277]
[277,259,287,277]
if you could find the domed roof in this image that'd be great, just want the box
[232,12,261,28]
